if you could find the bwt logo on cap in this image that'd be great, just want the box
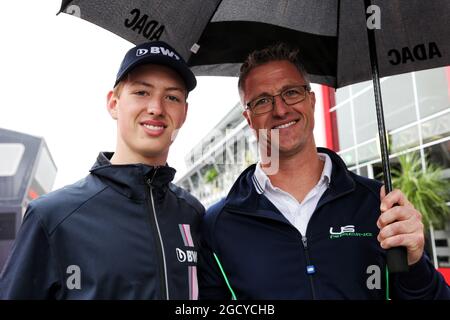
[136,48,148,56]
[136,46,181,60]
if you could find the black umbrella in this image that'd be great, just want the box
[59,0,450,274]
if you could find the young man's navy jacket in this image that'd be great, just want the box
[199,148,450,300]
[0,152,204,299]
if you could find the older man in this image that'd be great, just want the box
[199,43,450,300]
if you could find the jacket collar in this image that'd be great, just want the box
[223,147,355,215]
[90,152,176,200]
[253,152,332,194]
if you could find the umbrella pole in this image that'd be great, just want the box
[364,0,408,274]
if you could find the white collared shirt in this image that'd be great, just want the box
[252,153,332,236]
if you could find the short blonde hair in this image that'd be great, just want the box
[112,80,126,98]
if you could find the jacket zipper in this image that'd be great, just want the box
[146,169,170,300]
[298,185,351,299]
[301,236,317,299]
[226,207,317,299]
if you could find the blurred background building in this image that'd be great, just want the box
[0,128,57,270]
[177,103,256,208]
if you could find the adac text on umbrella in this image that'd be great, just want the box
[124,8,165,41]
[388,42,442,65]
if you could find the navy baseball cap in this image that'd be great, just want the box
[114,41,197,92]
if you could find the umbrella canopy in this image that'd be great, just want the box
[59,0,450,88]
[58,0,450,275]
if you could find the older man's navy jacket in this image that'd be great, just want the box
[0,152,204,299]
[199,148,450,300]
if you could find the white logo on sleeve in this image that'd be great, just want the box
[176,248,187,262]
[176,248,197,263]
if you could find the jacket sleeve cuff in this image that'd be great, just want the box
[397,255,434,290]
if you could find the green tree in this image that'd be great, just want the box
[391,153,450,230]
[204,167,218,184]
[390,153,450,266]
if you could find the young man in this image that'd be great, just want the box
[199,43,450,299]
[0,41,204,299]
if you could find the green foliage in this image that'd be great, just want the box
[204,167,218,183]
[391,153,450,229]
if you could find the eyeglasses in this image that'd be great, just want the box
[245,85,311,115]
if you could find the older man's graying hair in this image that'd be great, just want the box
[238,43,311,94]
